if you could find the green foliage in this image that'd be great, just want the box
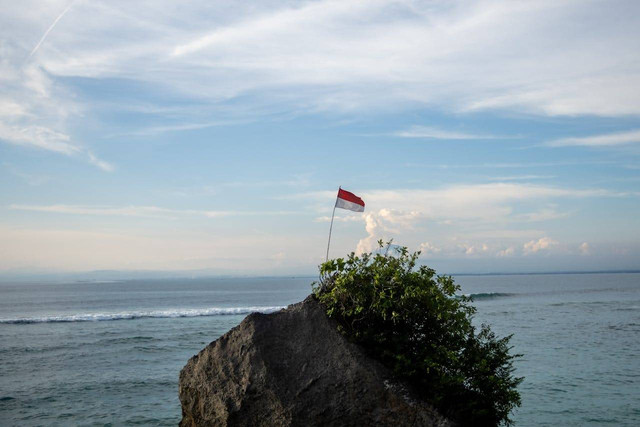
[312,241,523,426]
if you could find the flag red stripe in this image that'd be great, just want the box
[337,188,365,207]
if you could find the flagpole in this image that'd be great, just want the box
[325,186,340,262]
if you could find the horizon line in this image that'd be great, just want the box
[1,269,639,283]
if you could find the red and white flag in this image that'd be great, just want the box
[335,188,365,212]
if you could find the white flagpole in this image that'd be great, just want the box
[325,186,340,262]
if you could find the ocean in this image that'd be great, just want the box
[0,273,639,426]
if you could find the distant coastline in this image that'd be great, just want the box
[450,269,640,276]
[1,269,639,283]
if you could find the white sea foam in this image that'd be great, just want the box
[0,306,285,324]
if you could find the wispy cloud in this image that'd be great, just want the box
[405,160,618,169]
[0,122,79,155]
[165,0,640,115]
[87,152,114,172]
[10,204,184,219]
[1,0,638,174]
[27,0,76,59]
[0,122,114,172]
[393,125,503,140]
[515,208,571,222]
[288,182,634,255]
[9,204,296,219]
[3,0,639,144]
[548,129,640,147]
[486,175,555,181]
[106,122,232,138]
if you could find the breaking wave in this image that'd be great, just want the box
[0,306,285,324]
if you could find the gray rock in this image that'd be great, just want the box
[179,295,453,426]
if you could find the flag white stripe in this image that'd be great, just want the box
[335,197,364,212]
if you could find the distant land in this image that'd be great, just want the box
[1,269,639,283]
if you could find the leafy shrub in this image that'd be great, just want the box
[312,242,522,426]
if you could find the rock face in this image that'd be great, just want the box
[179,295,452,427]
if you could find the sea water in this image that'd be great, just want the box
[0,273,639,425]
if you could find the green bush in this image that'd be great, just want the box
[312,241,523,426]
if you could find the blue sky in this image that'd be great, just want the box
[1,0,639,275]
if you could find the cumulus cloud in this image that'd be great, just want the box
[291,182,635,257]
[356,212,385,254]
[290,183,624,224]
[579,242,591,255]
[497,247,516,257]
[355,209,421,254]
[523,237,558,254]
[419,241,442,255]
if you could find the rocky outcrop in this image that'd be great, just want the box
[179,295,452,426]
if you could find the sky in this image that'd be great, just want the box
[1,0,640,276]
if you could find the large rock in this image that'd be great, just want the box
[179,295,453,426]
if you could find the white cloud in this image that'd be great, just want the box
[419,241,441,255]
[10,204,184,219]
[579,242,591,255]
[497,246,515,257]
[87,152,114,172]
[293,182,632,250]
[523,237,558,254]
[355,208,424,254]
[459,243,490,256]
[286,182,636,259]
[0,3,111,170]
[9,204,296,219]
[393,126,500,140]
[2,0,639,174]
[487,175,555,181]
[356,211,384,254]
[1,0,639,167]
[0,59,113,170]
[353,183,624,223]
[0,122,79,155]
[164,0,640,116]
[548,129,640,147]
[28,0,76,58]
[407,160,618,170]
[516,208,570,222]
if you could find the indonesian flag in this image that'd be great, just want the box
[335,188,365,212]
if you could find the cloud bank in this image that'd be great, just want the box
[2,0,640,167]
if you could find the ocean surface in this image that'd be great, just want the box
[1,273,639,426]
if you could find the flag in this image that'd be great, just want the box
[335,188,365,212]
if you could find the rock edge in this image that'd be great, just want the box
[179,295,453,426]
